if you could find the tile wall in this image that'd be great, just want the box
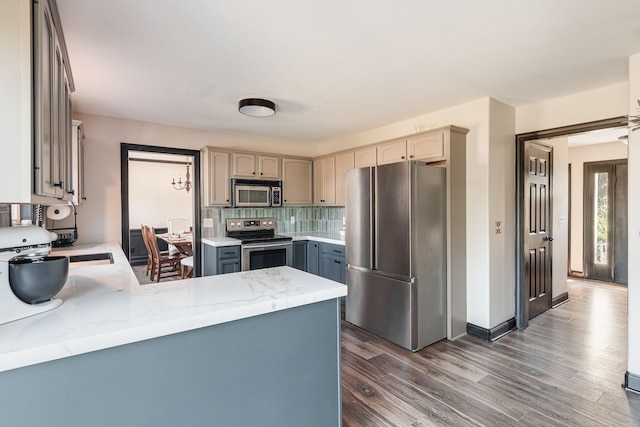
[201,206,345,238]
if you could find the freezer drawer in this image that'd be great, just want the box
[346,268,414,350]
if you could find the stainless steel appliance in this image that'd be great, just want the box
[226,218,292,271]
[345,161,446,351]
[0,226,67,325]
[232,179,282,208]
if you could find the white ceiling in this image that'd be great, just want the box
[56,0,640,143]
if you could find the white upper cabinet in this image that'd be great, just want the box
[202,149,231,206]
[354,146,377,168]
[407,132,444,162]
[313,157,336,205]
[232,153,280,179]
[282,158,312,205]
[0,0,74,203]
[376,139,407,165]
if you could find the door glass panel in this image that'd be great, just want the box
[594,172,608,265]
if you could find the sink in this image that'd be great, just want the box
[68,252,114,266]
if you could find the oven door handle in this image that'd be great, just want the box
[242,241,292,250]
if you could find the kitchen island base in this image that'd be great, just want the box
[0,299,341,427]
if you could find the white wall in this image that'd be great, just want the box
[567,142,628,273]
[488,99,516,327]
[516,82,628,134]
[128,160,193,230]
[73,112,312,245]
[548,137,569,299]
[627,54,640,380]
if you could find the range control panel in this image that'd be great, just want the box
[226,217,275,232]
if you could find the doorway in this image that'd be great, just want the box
[515,116,627,329]
[120,143,201,277]
[583,160,628,284]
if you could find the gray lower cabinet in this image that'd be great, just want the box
[203,244,240,276]
[319,243,346,284]
[0,299,342,427]
[293,240,345,284]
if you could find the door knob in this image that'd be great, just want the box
[543,236,554,241]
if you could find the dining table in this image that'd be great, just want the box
[156,232,193,256]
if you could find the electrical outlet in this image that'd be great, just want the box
[203,218,214,228]
[290,216,295,224]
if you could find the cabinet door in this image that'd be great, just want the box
[232,153,256,177]
[71,121,85,205]
[354,146,377,168]
[282,158,312,205]
[377,139,407,165]
[258,155,280,179]
[292,241,308,271]
[204,151,231,206]
[334,152,354,205]
[218,258,240,274]
[34,1,59,198]
[314,157,335,204]
[408,133,444,161]
[307,241,319,275]
[319,255,345,283]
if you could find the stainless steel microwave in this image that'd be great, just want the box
[232,179,282,208]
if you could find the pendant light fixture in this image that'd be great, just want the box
[238,98,276,117]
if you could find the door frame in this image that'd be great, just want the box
[120,143,202,277]
[515,116,626,329]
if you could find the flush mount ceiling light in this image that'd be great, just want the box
[238,98,276,117]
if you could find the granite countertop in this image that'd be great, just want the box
[202,232,345,247]
[0,243,346,373]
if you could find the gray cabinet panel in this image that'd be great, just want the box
[307,241,319,275]
[203,245,240,276]
[293,241,308,271]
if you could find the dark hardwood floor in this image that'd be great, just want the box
[341,278,640,426]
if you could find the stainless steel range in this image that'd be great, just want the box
[226,218,292,271]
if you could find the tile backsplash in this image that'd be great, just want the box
[202,206,345,238]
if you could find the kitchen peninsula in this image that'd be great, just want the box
[0,244,346,427]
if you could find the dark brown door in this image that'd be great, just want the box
[584,160,628,284]
[524,142,552,320]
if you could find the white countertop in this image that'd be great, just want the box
[286,232,345,246]
[202,232,345,246]
[0,243,346,373]
[201,236,241,247]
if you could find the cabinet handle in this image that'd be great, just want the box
[410,155,414,159]
[260,172,263,175]
[401,156,405,159]
[252,172,256,175]
[333,249,341,253]
[334,260,341,264]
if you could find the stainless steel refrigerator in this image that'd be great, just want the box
[345,161,446,351]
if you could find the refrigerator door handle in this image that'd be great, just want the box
[371,167,377,270]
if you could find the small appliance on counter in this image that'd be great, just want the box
[45,203,78,247]
[0,226,68,325]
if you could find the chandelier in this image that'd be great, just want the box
[171,160,192,193]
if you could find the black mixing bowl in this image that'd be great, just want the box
[9,256,69,304]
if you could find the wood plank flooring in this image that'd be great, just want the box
[341,278,640,426]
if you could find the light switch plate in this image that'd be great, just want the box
[203,218,214,228]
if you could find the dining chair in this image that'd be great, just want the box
[140,225,154,278]
[180,256,194,279]
[167,218,190,254]
[147,226,184,282]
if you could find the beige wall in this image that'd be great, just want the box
[128,159,193,230]
[567,142,628,274]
